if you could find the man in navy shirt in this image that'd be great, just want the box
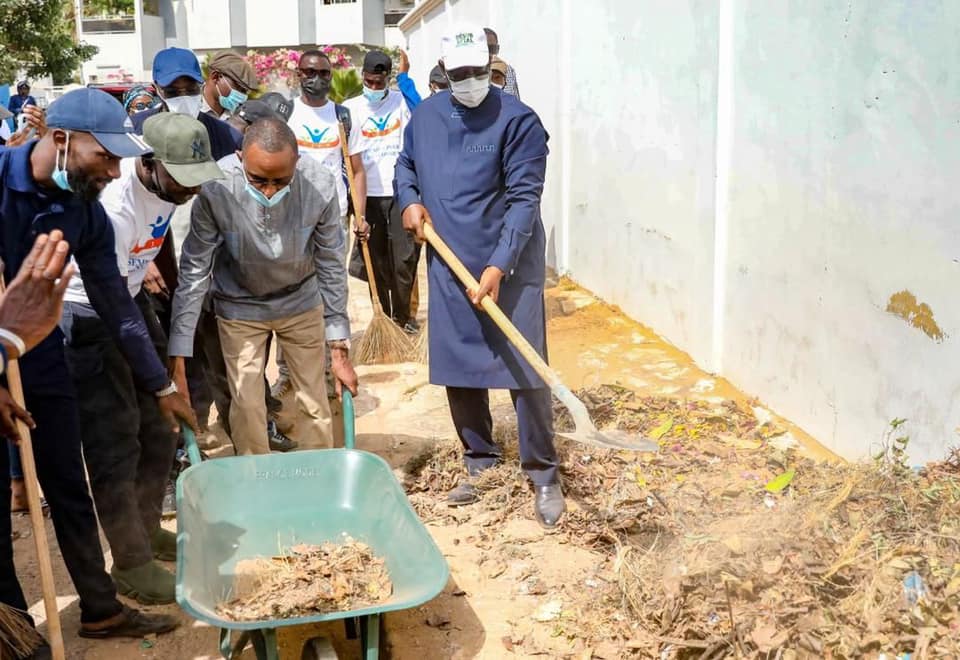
[7,81,37,121]
[0,88,193,641]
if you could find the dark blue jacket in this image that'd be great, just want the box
[131,107,242,160]
[0,143,168,392]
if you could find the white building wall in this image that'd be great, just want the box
[246,0,300,47]
[186,0,231,50]
[79,33,143,82]
[316,2,366,45]
[140,14,167,78]
[402,0,960,462]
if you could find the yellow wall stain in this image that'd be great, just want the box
[886,290,946,342]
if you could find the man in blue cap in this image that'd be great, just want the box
[0,87,191,641]
[132,46,243,160]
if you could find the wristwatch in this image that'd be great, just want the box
[155,381,179,398]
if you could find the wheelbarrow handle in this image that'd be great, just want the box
[182,427,203,467]
[343,390,356,450]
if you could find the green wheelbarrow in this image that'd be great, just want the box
[175,391,449,659]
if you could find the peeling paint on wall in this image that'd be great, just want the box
[886,290,946,342]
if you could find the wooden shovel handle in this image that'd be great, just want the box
[0,278,65,660]
[421,221,561,390]
[337,122,384,312]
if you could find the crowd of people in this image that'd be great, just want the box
[0,22,560,656]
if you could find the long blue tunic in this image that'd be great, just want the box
[394,88,549,390]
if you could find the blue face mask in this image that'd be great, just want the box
[245,181,290,208]
[219,86,247,113]
[363,85,387,103]
[52,131,73,192]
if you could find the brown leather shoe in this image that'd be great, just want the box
[78,605,178,639]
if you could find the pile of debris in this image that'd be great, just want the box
[217,537,393,621]
[403,385,960,658]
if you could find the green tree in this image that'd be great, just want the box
[82,0,135,17]
[0,0,98,85]
[329,68,362,104]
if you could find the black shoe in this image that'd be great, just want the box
[534,484,565,529]
[402,319,420,336]
[446,480,480,507]
[268,420,298,452]
[78,605,178,639]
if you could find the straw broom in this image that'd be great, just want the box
[337,123,413,364]
[0,276,63,660]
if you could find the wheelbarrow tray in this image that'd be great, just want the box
[175,448,448,631]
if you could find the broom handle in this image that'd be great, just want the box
[337,122,386,315]
[0,277,65,660]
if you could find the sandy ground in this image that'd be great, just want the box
[10,259,834,659]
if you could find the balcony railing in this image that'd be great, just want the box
[81,15,136,34]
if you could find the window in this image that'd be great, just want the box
[323,0,357,4]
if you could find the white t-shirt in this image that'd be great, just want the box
[287,97,366,217]
[65,158,176,303]
[343,91,409,197]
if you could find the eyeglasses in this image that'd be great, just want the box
[129,100,157,111]
[160,82,201,98]
[297,68,332,79]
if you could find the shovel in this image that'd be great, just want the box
[421,220,658,452]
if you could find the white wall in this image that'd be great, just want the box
[140,14,167,78]
[186,0,231,50]
[246,0,300,47]
[80,32,143,82]
[316,2,365,45]
[402,0,960,462]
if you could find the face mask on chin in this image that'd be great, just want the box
[51,131,73,192]
[449,74,490,108]
[163,94,202,117]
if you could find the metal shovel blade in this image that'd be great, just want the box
[554,385,659,452]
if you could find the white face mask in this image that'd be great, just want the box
[164,94,202,118]
[449,75,490,108]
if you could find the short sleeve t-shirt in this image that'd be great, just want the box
[287,97,366,217]
[65,158,176,303]
[343,91,410,197]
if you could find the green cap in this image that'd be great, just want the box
[142,113,223,187]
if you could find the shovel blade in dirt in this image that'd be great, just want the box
[423,222,659,453]
[554,384,659,452]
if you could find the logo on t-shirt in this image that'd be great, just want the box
[132,212,172,254]
[297,125,340,150]
[361,113,402,138]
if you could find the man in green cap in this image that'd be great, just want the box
[61,113,223,605]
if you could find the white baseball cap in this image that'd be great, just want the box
[441,25,490,71]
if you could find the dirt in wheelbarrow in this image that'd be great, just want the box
[217,537,393,621]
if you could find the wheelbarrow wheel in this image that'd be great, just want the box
[301,636,339,660]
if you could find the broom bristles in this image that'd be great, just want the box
[354,313,414,365]
[0,603,43,659]
[413,324,428,364]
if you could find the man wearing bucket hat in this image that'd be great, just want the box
[0,87,191,640]
[61,113,222,605]
[397,25,564,528]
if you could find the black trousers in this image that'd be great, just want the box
[62,300,178,571]
[445,386,559,486]
[365,196,420,326]
[0,334,121,624]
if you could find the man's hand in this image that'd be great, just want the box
[330,347,359,401]
[142,262,170,299]
[353,214,371,242]
[469,266,505,308]
[157,390,198,434]
[399,49,410,74]
[0,231,75,356]
[0,387,34,445]
[402,203,428,243]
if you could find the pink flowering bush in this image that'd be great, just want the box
[245,46,351,93]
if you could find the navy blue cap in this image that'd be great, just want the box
[152,47,203,86]
[46,88,151,158]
